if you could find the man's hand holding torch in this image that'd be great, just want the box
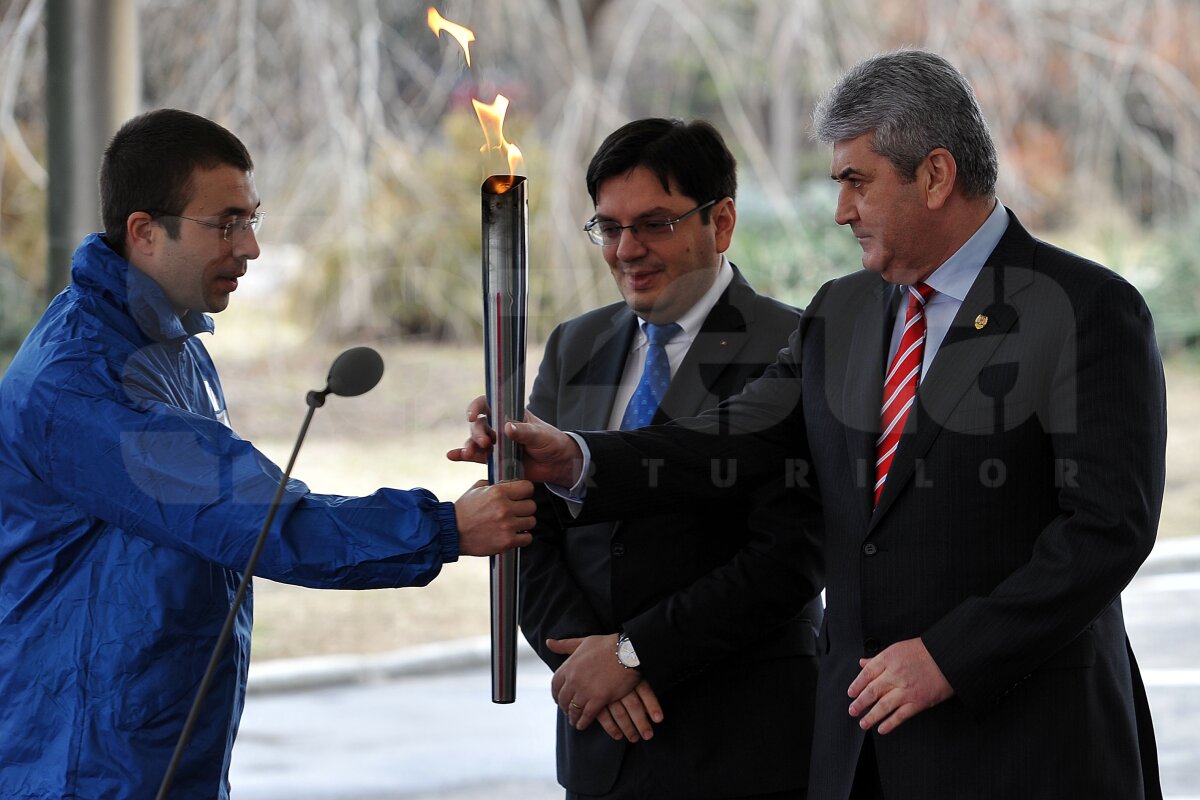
[452,479,537,556]
[447,395,585,489]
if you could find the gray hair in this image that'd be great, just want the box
[813,50,998,199]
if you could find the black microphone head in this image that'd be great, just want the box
[326,346,384,397]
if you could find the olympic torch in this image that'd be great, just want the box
[428,7,528,704]
[482,172,527,704]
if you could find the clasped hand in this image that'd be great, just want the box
[548,634,663,743]
[847,637,954,734]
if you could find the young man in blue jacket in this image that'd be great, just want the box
[0,108,534,799]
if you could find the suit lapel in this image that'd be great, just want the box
[572,266,767,427]
[843,281,897,521]
[564,306,638,429]
[870,215,1037,525]
[657,269,757,422]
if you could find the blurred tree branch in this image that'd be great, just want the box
[1,0,1197,343]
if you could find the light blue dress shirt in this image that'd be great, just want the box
[888,200,1009,379]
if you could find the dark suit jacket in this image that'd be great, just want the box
[520,266,823,798]
[578,213,1166,800]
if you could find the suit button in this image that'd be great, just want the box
[611,542,626,557]
[864,637,881,656]
[863,543,878,556]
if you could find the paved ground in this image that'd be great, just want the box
[1124,569,1200,795]
[231,651,558,799]
[229,539,1200,799]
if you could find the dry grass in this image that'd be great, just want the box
[206,300,1200,662]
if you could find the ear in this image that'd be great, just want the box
[712,197,737,254]
[920,148,957,210]
[125,211,158,259]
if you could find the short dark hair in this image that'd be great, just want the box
[813,50,998,199]
[586,118,737,219]
[100,108,254,255]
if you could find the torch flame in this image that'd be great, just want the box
[427,7,475,67]
[472,94,525,178]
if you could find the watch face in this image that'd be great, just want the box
[618,637,640,668]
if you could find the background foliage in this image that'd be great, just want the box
[1,0,1199,348]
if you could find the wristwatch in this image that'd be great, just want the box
[615,632,640,669]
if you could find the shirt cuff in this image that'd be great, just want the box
[544,432,590,518]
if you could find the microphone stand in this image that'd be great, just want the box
[156,347,382,799]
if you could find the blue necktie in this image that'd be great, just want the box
[620,322,682,430]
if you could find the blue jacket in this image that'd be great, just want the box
[0,235,461,798]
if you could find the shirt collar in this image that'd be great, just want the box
[634,256,733,345]
[923,200,1009,302]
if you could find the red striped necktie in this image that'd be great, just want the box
[874,282,935,506]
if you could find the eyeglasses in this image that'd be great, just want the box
[583,199,717,247]
[150,210,265,242]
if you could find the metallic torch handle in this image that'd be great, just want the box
[482,174,528,703]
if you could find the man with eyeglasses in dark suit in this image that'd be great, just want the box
[498,118,823,799]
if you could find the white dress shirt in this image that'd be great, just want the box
[606,257,735,428]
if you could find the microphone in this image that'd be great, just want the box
[156,346,384,800]
[309,345,385,406]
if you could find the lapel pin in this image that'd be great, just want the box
[974,314,988,330]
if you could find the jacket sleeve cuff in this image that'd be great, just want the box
[435,500,460,563]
